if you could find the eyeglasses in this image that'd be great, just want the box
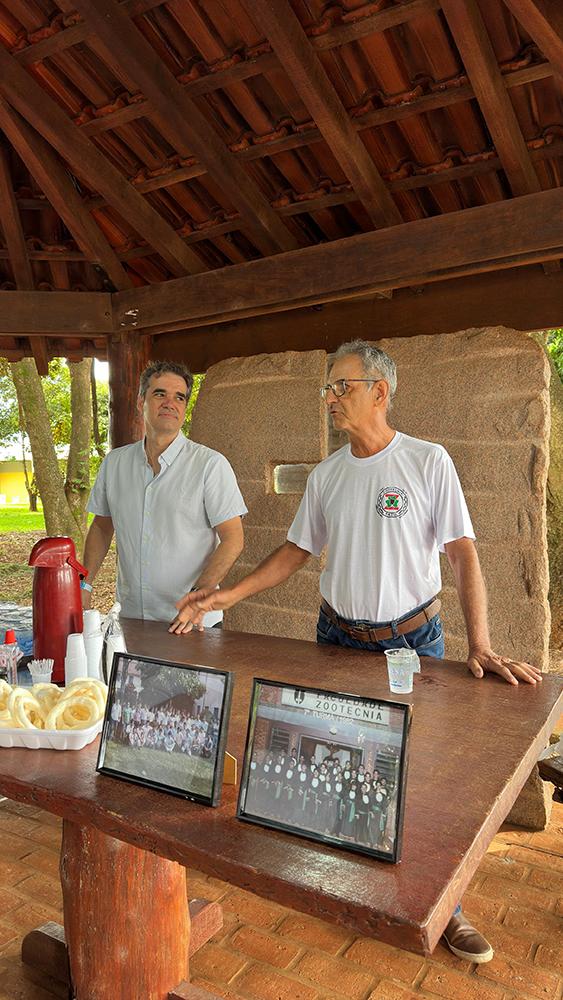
[320,378,378,399]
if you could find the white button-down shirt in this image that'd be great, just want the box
[87,433,247,625]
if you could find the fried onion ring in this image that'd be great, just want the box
[7,689,43,729]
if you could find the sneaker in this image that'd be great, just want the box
[441,911,494,963]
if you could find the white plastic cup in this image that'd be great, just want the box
[65,633,88,683]
[83,609,102,636]
[84,630,104,680]
[384,649,420,694]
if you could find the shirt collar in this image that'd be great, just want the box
[143,431,186,470]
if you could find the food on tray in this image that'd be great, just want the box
[0,678,108,731]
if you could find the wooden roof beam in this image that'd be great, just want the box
[151,267,563,371]
[503,0,563,89]
[0,292,112,335]
[441,0,542,198]
[0,145,49,372]
[13,0,166,66]
[7,133,563,269]
[112,187,563,332]
[72,0,298,257]
[0,46,205,277]
[247,0,402,230]
[79,62,553,204]
[0,101,133,291]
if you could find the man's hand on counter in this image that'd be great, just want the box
[168,587,232,635]
[467,648,543,685]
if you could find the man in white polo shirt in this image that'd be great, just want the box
[177,339,542,962]
[83,360,247,629]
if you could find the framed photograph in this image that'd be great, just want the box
[237,679,412,862]
[97,652,233,806]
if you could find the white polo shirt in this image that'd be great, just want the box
[287,432,474,623]
[87,433,247,626]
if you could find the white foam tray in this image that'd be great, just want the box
[0,717,103,751]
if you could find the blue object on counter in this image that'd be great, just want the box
[0,602,33,656]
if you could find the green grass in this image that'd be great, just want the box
[0,506,95,533]
[102,739,215,798]
[0,507,46,532]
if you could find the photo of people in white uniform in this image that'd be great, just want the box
[238,680,411,861]
[98,653,232,805]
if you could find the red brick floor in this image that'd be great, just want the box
[0,797,561,1000]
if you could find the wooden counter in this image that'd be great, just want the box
[0,621,561,970]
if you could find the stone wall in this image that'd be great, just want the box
[378,327,551,670]
[190,350,327,641]
[191,327,551,672]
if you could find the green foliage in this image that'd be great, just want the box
[547,329,563,382]
[142,663,207,703]
[0,357,109,461]
[184,373,204,436]
[0,364,20,448]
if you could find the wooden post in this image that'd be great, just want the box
[107,331,150,448]
[60,820,189,1000]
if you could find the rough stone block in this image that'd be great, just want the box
[505,765,553,830]
[225,602,317,642]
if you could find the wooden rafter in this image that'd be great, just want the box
[4,133,563,267]
[75,62,553,208]
[440,0,542,198]
[0,145,49,372]
[3,122,562,276]
[154,267,563,371]
[0,292,112,335]
[0,46,205,278]
[13,0,166,66]
[14,0,438,76]
[503,0,563,88]
[11,0,450,152]
[246,0,402,230]
[71,0,298,256]
[0,101,133,291]
[112,187,563,333]
[0,149,33,290]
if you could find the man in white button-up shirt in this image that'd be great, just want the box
[83,361,247,631]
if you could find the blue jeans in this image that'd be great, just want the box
[316,600,445,659]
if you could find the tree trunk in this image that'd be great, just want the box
[10,358,80,543]
[18,413,37,512]
[90,360,105,459]
[65,359,92,535]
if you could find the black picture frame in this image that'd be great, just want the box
[237,679,412,863]
[96,652,233,807]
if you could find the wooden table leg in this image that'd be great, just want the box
[61,820,189,1000]
[21,820,223,999]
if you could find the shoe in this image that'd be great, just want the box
[441,911,494,963]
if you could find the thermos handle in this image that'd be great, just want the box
[67,554,88,578]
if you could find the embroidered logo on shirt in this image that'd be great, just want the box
[376,486,409,518]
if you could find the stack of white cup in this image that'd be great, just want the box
[64,633,88,684]
[82,610,104,681]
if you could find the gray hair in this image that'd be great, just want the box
[138,360,193,400]
[333,339,397,403]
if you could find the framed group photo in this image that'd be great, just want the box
[237,679,412,862]
[97,652,233,806]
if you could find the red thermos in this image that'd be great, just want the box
[28,537,88,684]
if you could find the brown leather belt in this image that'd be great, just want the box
[320,597,441,643]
